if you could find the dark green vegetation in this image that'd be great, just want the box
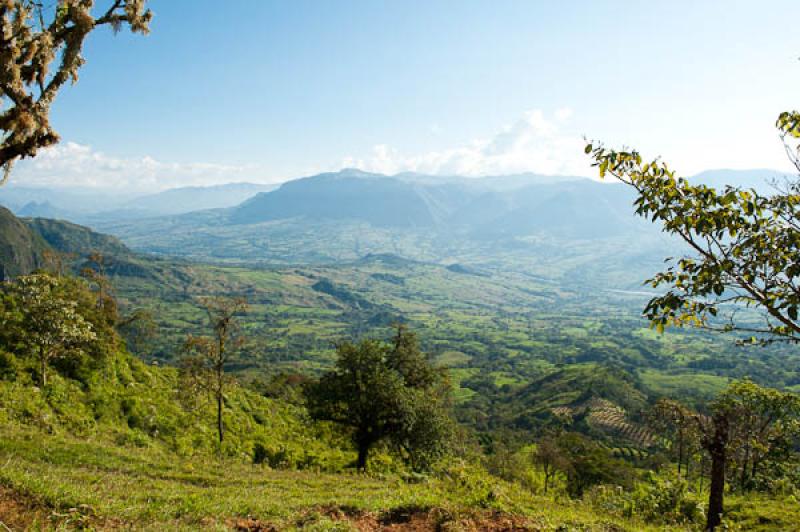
[0,206,47,279]
[307,328,454,471]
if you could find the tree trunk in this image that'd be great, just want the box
[356,442,370,471]
[706,417,729,531]
[39,349,47,387]
[740,445,750,490]
[217,391,224,443]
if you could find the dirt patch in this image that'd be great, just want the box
[0,486,128,531]
[293,505,543,531]
[230,516,280,531]
[0,486,50,531]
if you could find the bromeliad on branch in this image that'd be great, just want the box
[0,1,152,183]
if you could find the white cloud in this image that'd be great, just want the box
[7,108,595,193]
[9,142,273,192]
[341,108,593,178]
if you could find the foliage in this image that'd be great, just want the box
[307,327,454,471]
[0,272,98,385]
[586,473,704,526]
[713,379,800,491]
[586,117,800,344]
[553,432,635,497]
[646,398,702,478]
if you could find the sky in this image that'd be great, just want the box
[10,0,800,191]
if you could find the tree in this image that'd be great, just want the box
[647,399,702,479]
[698,382,800,530]
[0,272,95,386]
[586,105,800,530]
[644,382,800,531]
[80,252,157,354]
[585,116,800,344]
[182,296,248,444]
[0,1,151,182]
[306,327,453,471]
[554,432,634,497]
[716,380,800,492]
[532,436,569,494]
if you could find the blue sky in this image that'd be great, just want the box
[13,0,800,190]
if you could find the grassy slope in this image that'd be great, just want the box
[0,428,676,531]
[0,354,673,531]
[1,353,797,530]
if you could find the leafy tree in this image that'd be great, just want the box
[586,115,800,344]
[0,272,95,386]
[647,399,702,479]
[307,327,453,471]
[307,339,405,470]
[0,1,152,182]
[532,436,569,494]
[555,432,634,497]
[646,382,800,531]
[181,296,248,444]
[717,380,800,492]
[586,102,800,531]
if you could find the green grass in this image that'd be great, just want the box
[638,369,730,401]
[0,427,681,531]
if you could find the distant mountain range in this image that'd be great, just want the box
[228,168,788,235]
[64,167,786,276]
[0,182,276,221]
[0,167,794,287]
[123,182,276,216]
[227,169,645,239]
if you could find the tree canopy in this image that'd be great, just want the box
[306,326,453,471]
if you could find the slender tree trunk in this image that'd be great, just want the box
[216,390,224,443]
[39,348,47,387]
[544,471,550,494]
[706,417,729,531]
[740,445,750,490]
[686,451,691,481]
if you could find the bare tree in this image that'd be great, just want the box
[182,296,248,445]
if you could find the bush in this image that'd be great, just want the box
[586,473,704,525]
[0,350,19,381]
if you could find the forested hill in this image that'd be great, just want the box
[0,206,48,279]
[0,207,133,278]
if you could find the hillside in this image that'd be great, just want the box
[0,287,795,530]
[0,360,680,532]
[25,217,132,258]
[0,207,48,279]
